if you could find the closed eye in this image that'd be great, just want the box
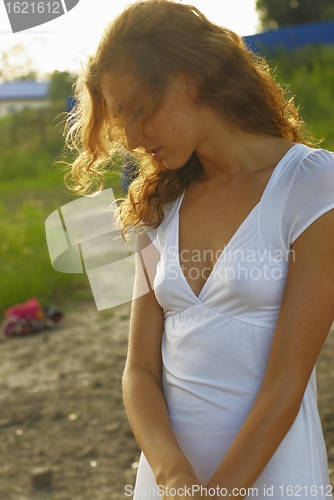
[132,107,144,122]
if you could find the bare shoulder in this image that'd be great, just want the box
[263,208,334,394]
[125,232,164,377]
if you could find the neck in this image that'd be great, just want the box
[194,106,295,183]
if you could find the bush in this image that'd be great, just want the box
[265,44,334,149]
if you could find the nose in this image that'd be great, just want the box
[124,121,145,150]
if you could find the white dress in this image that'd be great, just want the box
[133,144,334,500]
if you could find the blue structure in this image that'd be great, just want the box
[66,95,77,113]
[0,80,49,100]
[244,20,334,54]
[0,80,49,117]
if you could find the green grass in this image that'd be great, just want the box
[0,104,124,315]
[0,106,66,182]
[0,201,88,312]
[265,44,334,150]
[0,165,123,316]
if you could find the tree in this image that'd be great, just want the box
[0,43,37,82]
[48,70,76,103]
[256,0,334,30]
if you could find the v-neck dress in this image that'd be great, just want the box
[133,145,334,499]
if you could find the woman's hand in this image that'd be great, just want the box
[161,471,209,499]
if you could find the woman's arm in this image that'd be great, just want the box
[207,209,334,498]
[122,233,202,492]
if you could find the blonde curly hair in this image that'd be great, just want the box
[65,0,315,231]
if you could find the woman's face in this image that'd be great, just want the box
[101,71,201,170]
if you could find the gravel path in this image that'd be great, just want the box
[0,303,333,499]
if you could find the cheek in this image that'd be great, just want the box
[144,104,193,149]
[143,116,176,141]
[142,115,161,137]
[144,98,179,135]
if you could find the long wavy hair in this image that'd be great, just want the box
[65,0,315,231]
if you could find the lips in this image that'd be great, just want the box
[146,147,160,154]
[146,147,162,160]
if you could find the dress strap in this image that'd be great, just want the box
[156,191,185,250]
[258,144,315,262]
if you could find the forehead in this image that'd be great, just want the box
[101,72,142,116]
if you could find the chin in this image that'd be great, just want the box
[162,157,191,171]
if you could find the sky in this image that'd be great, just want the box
[0,0,260,78]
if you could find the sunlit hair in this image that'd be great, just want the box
[65,0,316,231]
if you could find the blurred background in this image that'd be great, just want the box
[0,1,334,499]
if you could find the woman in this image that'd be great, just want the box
[66,1,334,498]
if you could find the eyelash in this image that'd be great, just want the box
[132,107,144,122]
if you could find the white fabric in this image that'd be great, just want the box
[133,144,334,500]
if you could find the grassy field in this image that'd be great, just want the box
[0,169,122,314]
[0,106,123,315]
[1,44,333,316]
[266,44,334,150]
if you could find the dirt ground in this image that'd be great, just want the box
[0,301,333,500]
